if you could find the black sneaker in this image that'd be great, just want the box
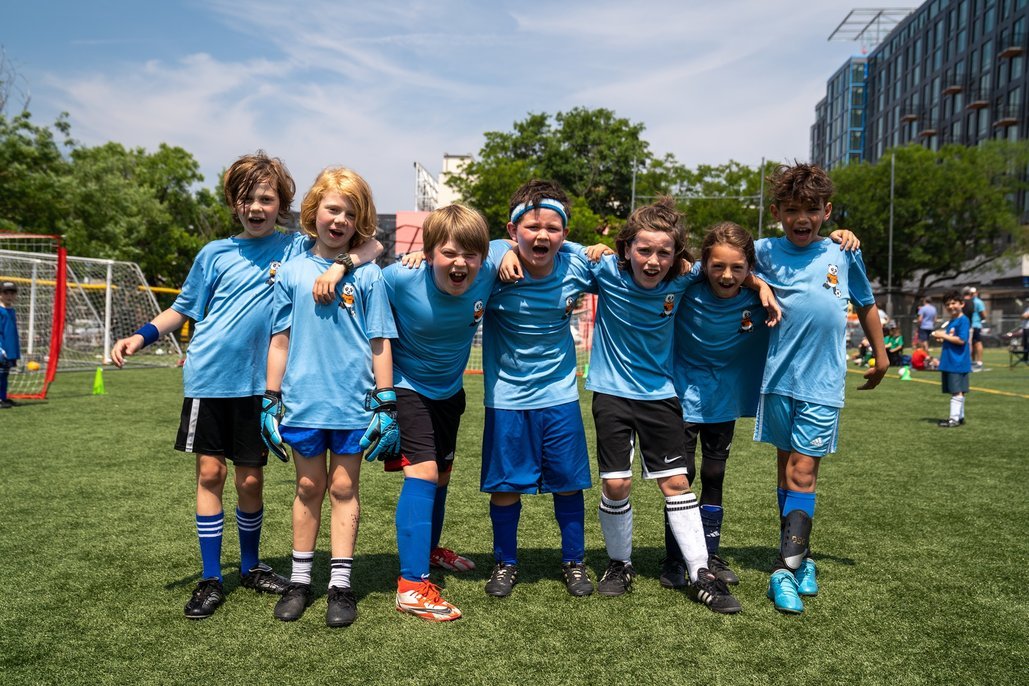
[485,562,518,597]
[274,583,313,621]
[597,560,636,597]
[561,561,594,597]
[687,568,742,614]
[0,400,13,409]
[326,586,357,628]
[184,578,224,619]
[241,563,289,594]
[659,557,687,589]
[937,419,962,428]
[707,554,740,585]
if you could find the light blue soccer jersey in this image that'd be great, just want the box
[483,245,595,410]
[938,314,972,373]
[173,231,310,398]
[272,254,397,429]
[754,237,875,408]
[674,281,770,423]
[585,256,702,400]
[383,240,506,400]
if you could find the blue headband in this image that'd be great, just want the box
[510,199,568,227]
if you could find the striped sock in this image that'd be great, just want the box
[236,507,263,573]
[196,512,224,582]
[665,493,707,582]
[329,557,353,590]
[598,494,633,563]
[290,550,315,585]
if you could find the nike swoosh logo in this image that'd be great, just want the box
[663,455,682,464]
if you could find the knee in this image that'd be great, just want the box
[295,475,326,503]
[328,479,358,504]
[602,479,632,500]
[197,461,228,492]
[235,471,264,499]
[657,475,690,497]
[785,469,816,491]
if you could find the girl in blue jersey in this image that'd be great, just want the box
[261,167,397,628]
[112,153,380,620]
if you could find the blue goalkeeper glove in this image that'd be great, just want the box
[360,388,400,462]
[260,390,289,463]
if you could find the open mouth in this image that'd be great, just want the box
[531,245,550,257]
[642,267,662,278]
[247,217,265,227]
[449,271,468,284]
[718,280,736,289]
[328,228,346,240]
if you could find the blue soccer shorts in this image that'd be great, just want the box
[481,401,592,494]
[754,393,839,457]
[280,426,364,458]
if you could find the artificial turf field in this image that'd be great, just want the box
[1,349,1026,685]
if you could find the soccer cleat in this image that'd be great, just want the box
[659,557,687,589]
[795,557,818,596]
[485,562,519,597]
[326,586,358,628]
[937,419,962,428]
[183,578,224,619]
[767,569,804,614]
[430,547,476,572]
[395,578,462,621]
[687,568,742,614]
[561,561,595,597]
[241,563,289,594]
[274,583,313,622]
[708,554,740,586]
[597,560,636,597]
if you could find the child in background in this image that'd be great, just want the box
[0,281,20,409]
[262,167,397,627]
[111,152,379,619]
[885,322,905,367]
[933,291,971,428]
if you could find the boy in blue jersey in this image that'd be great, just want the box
[0,282,20,409]
[586,199,744,613]
[112,152,380,619]
[481,180,597,598]
[754,163,887,614]
[933,291,971,428]
[261,167,397,627]
[382,204,506,621]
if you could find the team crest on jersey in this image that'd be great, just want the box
[339,283,357,316]
[823,264,842,297]
[659,294,676,318]
[266,261,281,285]
[739,308,754,333]
[563,296,575,320]
[470,299,485,327]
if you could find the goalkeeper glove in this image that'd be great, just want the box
[260,390,289,463]
[360,388,400,462]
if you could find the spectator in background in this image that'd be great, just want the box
[915,297,937,351]
[962,287,986,370]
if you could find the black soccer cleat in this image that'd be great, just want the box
[937,419,962,428]
[241,563,289,595]
[184,578,225,619]
[707,554,740,585]
[485,562,519,598]
[274,583,313,622]
[561,561,595,597]
[659,557,687,589]
[597,560,636,597]
[326,586,358,628]
[687,568,742,614]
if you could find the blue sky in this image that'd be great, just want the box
[4,1,880,213]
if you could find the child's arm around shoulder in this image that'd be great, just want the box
[312,238,385,304]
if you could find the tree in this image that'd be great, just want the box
[831,142,1029,300]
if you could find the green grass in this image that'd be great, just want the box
[1,348,1027,685]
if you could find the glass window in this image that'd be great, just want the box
[852,108,865,128]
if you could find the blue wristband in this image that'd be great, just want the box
[133,323,160,348]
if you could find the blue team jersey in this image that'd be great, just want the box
[0,306,19,361]
[585,256,702,400]
[173,231,310,398]
[483,245,595,410]
[754,237,875,408]
[272,254,397,429]
[674,281,770,423]
[383,240,505,400]
[938,314,972,373]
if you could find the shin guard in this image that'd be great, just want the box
[780,509,812,571]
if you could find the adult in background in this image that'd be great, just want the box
[915,297,937,352]
[962,287,986,370]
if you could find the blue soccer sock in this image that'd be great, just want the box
[195,512,224,582]
[783,490,816,518]
[396,477,436,582]
[236,506,263,573]
[430,484,449,551]
[490,500,522,565]
[777,487,787,517]
[699,504,724,555]
[553,491,586,564]
[0,367,8,401]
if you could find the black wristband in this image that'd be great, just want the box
[334,252,355,271]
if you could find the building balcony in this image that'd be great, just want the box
[998,33,1026,59]
[942,83,964,95]
[918,124,938,138]
[900,111,920,122]
[966,93,990,110]
[993,106,1021,127]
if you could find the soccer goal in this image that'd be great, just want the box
[0,233,183,399]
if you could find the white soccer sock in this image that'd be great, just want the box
[290,550,315,585]
[950,395,964,422]
[665,493,708,583]
[329,557,353,590]
[598,494,633,563]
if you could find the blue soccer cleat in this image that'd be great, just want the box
[795,557,818,596]
[768,569,804,614]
